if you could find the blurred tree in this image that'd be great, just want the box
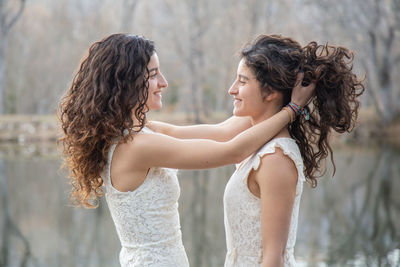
[120,0,140,32]
[164,0,210,122]
[0,0,26,114]
[162,0,281,121]
[307,0,400,124]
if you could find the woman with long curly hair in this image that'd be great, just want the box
[58,33,314,266]
[220,35,364,266]
[150,34,364,266]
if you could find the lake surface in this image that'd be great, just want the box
[0,142,399,267]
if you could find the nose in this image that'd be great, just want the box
[228,80,238,95]
[158,72,168,88]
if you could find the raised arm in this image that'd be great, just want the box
[134,109,291,170]
[135,73,314,170]
[147,116,252,142]
[147,72,313,142]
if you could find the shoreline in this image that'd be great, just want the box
[0,113,399,148]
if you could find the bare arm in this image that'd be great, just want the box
[134,111,290,169]
[254,149,297,267]
[147,72,313,142]
[112,109,296,192]
[147,116,252,142]
[133,110,291,170]
[135,73,315,170]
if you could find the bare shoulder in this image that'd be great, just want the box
[124,131,158,149]
[122,131,180,168]
[110,133,158,192]
[114,132,160,169]
[254,147,298,189]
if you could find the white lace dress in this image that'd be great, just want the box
[102,127,189,267]
[223,138,305,267]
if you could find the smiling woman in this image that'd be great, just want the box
[229,60,272,122]
[58,33,314,267]
[145,53,168,110]
[222,34,364,267]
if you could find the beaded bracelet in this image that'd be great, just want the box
[284,102,310,122]
[301,107,310,121]
[288,102,301,117]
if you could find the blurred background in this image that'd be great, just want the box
[0,0,399,266]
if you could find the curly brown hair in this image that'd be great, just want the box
[241,34,365,187]
[58,34,155,208]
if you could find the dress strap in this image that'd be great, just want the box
[122,126,153,136]
[242,138,306,196]
[103,142,118,187]
[141,126,153,133]
[103,126,161,191]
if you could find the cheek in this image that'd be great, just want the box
[148,80,157,92]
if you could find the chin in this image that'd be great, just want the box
[151,106,162,111]
[148,102,163,111]
[233,108,244,117]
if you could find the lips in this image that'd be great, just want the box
[234,98,241,105]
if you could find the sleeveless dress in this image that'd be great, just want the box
[102,127,189,267]
[223,138,305,267]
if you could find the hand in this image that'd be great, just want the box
[290,72,316,108]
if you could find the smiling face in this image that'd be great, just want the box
[145,53,168,110]
[228,59,269,119]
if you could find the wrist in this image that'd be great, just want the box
[288,102,301,117]
[282,107,295,123]
[284,102,310,122]
[290,98,302,108]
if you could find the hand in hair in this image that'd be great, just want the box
[291,72,316,108]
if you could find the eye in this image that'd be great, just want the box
[238,79,246,85]
[149,72,157,79]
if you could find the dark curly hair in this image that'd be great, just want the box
[241,34,365,187]
[58,34,155,208]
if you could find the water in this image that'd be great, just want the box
[0,142,399,267]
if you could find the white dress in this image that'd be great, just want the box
[102,127,189,267]
[223,138,305,267]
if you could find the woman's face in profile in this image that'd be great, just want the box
[228,59,267,118]
[145,53,168,111]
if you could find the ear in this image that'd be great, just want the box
[263,91,280,102]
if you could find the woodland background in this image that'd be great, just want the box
[1,1,400,267]
[0,0,399,131]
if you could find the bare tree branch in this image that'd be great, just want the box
[368,30,378,66]
[2,0,26,35]
[394,55,400,65]
[308,0,400,122]
[0,0,26,114]
[120,0,139,32]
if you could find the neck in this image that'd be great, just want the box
[131,112,148,130]
[251,104,281,125]
[251,105,291,138]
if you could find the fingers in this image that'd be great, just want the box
[306,81,316,90]
[303,81,316,106]
[294,72,304,88]
[308,81,317,95]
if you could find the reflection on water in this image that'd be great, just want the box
[297,145,400,267]
[0,143,399,266]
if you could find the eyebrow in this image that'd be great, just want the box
[238,74,250,80]
[148,67,158,73]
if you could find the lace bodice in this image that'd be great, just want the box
[223,138,305,267]
[102,127,189,267]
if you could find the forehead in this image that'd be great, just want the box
[237,59,253,76]
[147,52,159,68]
